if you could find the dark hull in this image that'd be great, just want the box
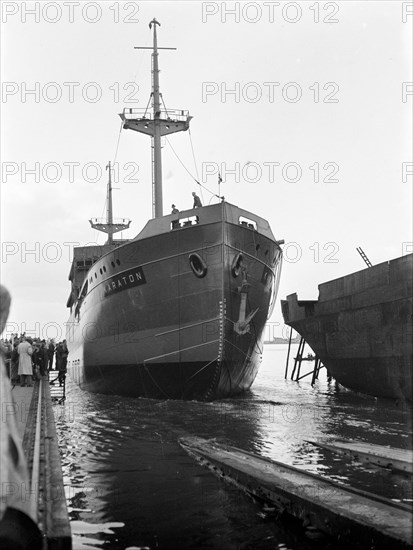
[67,203,282,400]
[282,254,413,401]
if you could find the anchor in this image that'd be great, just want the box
[234,266,258,335]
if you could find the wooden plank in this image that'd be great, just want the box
[307,439,413,474]
[180,437,413,550]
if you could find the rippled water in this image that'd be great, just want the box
[54,344,412,549]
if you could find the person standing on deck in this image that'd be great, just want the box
[171,204,179,214]
[17,337,33,387]
[192,192,202,208]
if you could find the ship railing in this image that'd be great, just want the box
[121,107,190,123]
[90,217,131,225]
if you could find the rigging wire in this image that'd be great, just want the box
[113,119,124,166]
[165,137,221,201]
[188,129,203,203]
[159,93,205,204]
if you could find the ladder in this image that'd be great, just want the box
[284,330,325,386]
[356,246,373,267]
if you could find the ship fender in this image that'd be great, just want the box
[231,253,243,277]
[189,253,208,278]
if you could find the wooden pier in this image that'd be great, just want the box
[10,377,71,549]
[180,436,413,550]
[306,439,413,475]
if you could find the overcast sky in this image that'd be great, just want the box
[1,1,412,341]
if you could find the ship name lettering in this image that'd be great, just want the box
[103,266,146,297]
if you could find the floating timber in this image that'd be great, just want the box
[180,436,413,550]
[306,439,413,475]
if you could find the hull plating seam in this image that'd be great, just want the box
[143,338,222,363]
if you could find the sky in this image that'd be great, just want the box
[1,1,412,341]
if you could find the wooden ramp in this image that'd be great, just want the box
[306,439,413,475]
[180,437,412,550]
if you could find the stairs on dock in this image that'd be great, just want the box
[48,370,66,403]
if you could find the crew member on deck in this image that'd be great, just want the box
[192,192,202,208]
[171,204,179,214]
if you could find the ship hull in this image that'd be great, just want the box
[281,254,413,401]
[67,203,282,400]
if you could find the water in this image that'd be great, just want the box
[54,344,412,549]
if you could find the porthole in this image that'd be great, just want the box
[231,253,243,278]
[116,259,121,266]
[189,253,207,278]
[103,266,107,273]
[99,268,103,275]
[94,273,97,279]
[111,261,115,268]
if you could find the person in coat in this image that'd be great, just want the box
[17,337,33,387]
[47,340,55,370]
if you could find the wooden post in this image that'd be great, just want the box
[284,327,293,379]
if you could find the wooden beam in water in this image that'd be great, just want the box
[180,436,412,550]
[306,439,413,475]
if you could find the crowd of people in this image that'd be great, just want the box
[0,335,69,387]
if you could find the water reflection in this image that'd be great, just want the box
[54,344,412,549]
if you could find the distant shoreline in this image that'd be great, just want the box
[264,337,300,345]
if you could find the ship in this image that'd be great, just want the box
[65,19,283,400]
[281,254,413,401]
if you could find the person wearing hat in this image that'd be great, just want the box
[171,204,179,214]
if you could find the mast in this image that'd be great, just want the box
[89,161,131,243]
[151,19,163,219]
[120,18,192,218]
[107,160,114,244]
